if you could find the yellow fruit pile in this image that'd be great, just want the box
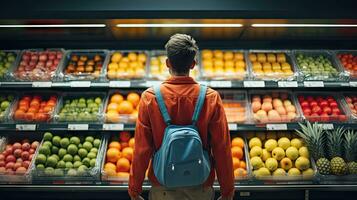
[107,52,146,79]
[106,92,140,123]
[201,50,246,80]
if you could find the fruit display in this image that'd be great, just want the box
[296,122,357,178]
[62,50,107,80]
[34,132,103,180]
[250,91,299,123]
[0,50,17,80]
[12,94,58,122]
[337,52,357,79]
[102,132,135,181]
[247,131,315,180]
[201,50,247,80]
[0,94,14,122]
[0,136,40,183]
[220,91,248,123]
[248,51,295,80]
[13,49,63,81]
[107,51,146,80]
[343,93,357,120]
[230,136,248,179]
[294,51,343,81]
[105,91,140,123]
[149,51,199,80]
[57,94,104,122]
[296,93,348,122]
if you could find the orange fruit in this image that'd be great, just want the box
[107,103,119,112]
[116,158,131,172]
[106,148,121,163]
[129,138,135,148]
[117,172,130,179]
[109,141,121,150]
[110,94,124,104]
[231,146,243,159]
[104,162,117,171]
[118,101,134,114]
[122,147,134,162]
[239,160,246,169]
[106,110,120,122]
[104,168,117,177]
[232,157,240,170]
[231,137,244,149]
[127,93,140,108]
[234,168,247,178]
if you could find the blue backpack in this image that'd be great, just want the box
[153,84,211,188]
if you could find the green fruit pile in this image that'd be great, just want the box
[295,54,339,80]
[58,97,102,122]
[35,132,102,177]
[0,94,14,121]
[0,51,16,79]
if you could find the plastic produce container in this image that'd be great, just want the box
[219,91,250,124]
[247,50,298,81]
[0,133,41,183]
[230,134,251,181]
[10,49,65,81]
[340,92,357,122]
[58,49,109,81]
[200,49,248,80]
[54,92,106,123]
[295,92,349,123]
[31,132,107,184]
[0,50,20,81]
[105,51,148,80]
[248,90,301,124]
[0,92,16,122]
[334,50,357,80]
[292,50,348,81]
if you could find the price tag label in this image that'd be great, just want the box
[243,81,265,88]
[103,124,124,131]
[266,124,288,130]
[109,81,131,88]
[350,82,357,87]
[318,123,334,130]
[70,81,91,88]
[278,81,298,88]
[145,81,161,87]
[32,82,52,88]
[228,123,238,131]
[304,81,324,87]
[210,81,232,88]
[68,124,89,130]
[16,124,36,131]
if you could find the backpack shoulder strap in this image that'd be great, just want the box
[154,85,171,125]
[192,85,208,125]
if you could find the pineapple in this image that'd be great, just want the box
[344,130,357,174]
[316,158,331,175]
[327,127,347,176]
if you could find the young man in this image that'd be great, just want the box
[129,34,234,200]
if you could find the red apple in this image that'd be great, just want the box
[330,102,338,108]
[320,100,328,108]
[16,167,27,175]
[48,54,56,60]
[301,101,309,109]
[31,55,38,61]
[29,148,35,154]
[0,167,5,174]
[31,141,39,149]
[323,107,332,115]
[327,97,335,103]
[22,161,30,169]
[13,149,22,158]
[22,143,31,151]
[5,162,15,170]
[5,168,14,175]
[29,154,33,161]
[0,154,4,161]
[16,158,23,163]
[339,115,347,121]
[316,96,324,103]
[12,143,21,150]
[0,161,5,167]
[346,97,353,103]
[332,108,341,115]
[21,151,29,161]
[310,101,318,107]
[321,113,330,122]
[39,55,47,61]
[5,155,16,163]
[312,106,322,115]
[13,162,22,170]
[303,108,312,116]
[22,54,30,61]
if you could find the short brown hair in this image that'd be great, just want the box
[165,34,198,74]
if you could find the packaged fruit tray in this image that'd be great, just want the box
[245,131,316,183]
[10,92,59,123]
[219,91,250,124]
[200,49,248,80]
[0,50,20,81]
[295,92,349,123]
[104,90,140,123]
[0,133,41,183]
[292,50,348,81]
[55,92,106,123]
[32,132,107,183]
[10,49,65,81]
[0,92,16,122]
[334,50,357,80]
[249,90,301,124]
[106,50,148,80]
[341,92,357,122]
[231,135,251,181]
[148,50,200,81]
[247,50,298,81]
[59,49,109,81]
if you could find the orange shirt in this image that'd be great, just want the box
[129,76,234,198]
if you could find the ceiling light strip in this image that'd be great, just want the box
[252,24,357,27]
[116,24,243,28]
[0,24,106,28]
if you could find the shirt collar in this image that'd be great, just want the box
[164,76,198,84]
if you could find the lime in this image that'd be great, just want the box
[35,154,47,165]
[46,156,58,168]
[83,141,93,151]
[43,141,52,148]
[60,138,70,148]
[57,160,66,169]
[69,136,80,145]
[93,139,101,148]
[82,157,90,167]
[85,136,94,143]
[73,155,81,162]
[73,161,82,168]
[87,152,96,159]
[90,148,98,154]
[51,146,59,154]
[67,169,77,176]
[52,136,61,147]
[44,167,55,176]
[43,132,53,141]
[63,154,73,162]
[36,164,45,170]
[67,144,78,156]
[54,169,64,176]
[39,146,51,156]
[78,148,88,158]
[90,159,96,168]
[58,148,67,158]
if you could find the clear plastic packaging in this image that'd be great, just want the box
[31,132,106,184]
[247,50,298,81]
[292,50,348,81]
[248,90,301,124]
[103,90,140,123]
[105,51,148,80]
[200,49,248,80]
[54,92,106,123]
[340,92,357,122]
[231,134,251,181]
[219,91,250,124]
[0,92,16,122]
[10,92,59,123]
[295,92,349,123]
[0,133,41,183]
[334,50,357,80]
[0,50,20,81]
[59,49,109,81]
[10,49,65,81]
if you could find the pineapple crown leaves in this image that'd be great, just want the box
[296,121,326,160]
[344,129,357,162]
[327,126,346,159]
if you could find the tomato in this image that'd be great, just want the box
[18,105,29,112]
[27,107,38,113]
[30,101,40,110]
[43,106,53,113]
[24,112,35,121]
[40,102,47,108]
[46,100,56,107]
[19,100,29,107]
[14,110,25,120]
